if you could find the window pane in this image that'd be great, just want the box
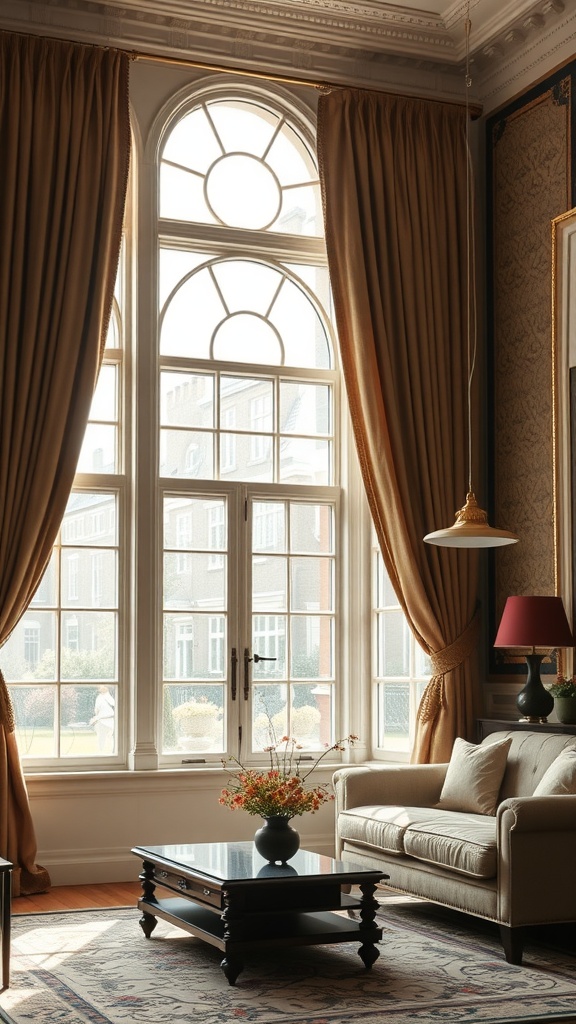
[62,493,118,546]
[161,372,214,429]
[2,611,57,680]
[30,552,58,606]
[220,433,273,482]
[60,612,117,680]
[290,683,332,747]
[280,382,331,435]
[378,682,410,748]
[164,684,225,753]
[290,557,333,612]
[76,424,117,474]
[9,685,56,757]
[290,503,333,554]
[279,438,331,485]
[290,615,332,679]
[164,613,227,679]
[164,552,226,610]
[377,609,409,677]
[253,502,286,553]
[252,614,287,678]
[61,684,117,757]
[252,684,288,749]
[160,429,214,479]
[90,365,117,421]
[61,548,117,608]
[252,557,287,612]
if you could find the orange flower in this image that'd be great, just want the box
[219,734,358,818]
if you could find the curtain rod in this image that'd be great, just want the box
[6,29,481,116]
[132,49,482,117]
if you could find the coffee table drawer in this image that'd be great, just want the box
[153,868,221,909]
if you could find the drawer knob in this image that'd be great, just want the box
[203,888,212,897]
[177,878,187,890]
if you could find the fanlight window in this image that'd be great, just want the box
[160,98,321,236]
[159,256,331,369]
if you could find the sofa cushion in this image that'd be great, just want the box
[403,813,498,879]
[338,805,441,855]
[532,748,576,795]
[436,736,512,815]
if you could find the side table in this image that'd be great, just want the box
[477,718,576,741]
[0,858,11,991]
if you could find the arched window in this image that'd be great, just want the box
[158,89,339,763]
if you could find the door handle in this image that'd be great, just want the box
[243,649,277,699]
[231,647,238,701]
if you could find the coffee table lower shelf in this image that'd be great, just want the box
[138,895,382,984]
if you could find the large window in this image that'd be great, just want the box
[158,92,338,765]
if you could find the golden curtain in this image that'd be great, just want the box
[0,32,130,895]
[317,89,480,762]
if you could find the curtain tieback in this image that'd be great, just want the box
[0,669,15,732]
[418,608,481,724]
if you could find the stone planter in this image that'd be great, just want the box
[554,697,576,725]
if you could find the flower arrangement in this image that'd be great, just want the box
[547,677,576,698]
[219,734,358,819]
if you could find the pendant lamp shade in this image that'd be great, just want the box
[424,492,519,549]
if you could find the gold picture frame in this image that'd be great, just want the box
[552,206,576,677]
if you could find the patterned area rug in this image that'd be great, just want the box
[1,893,576,1024]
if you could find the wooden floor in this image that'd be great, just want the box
[11,881,142,915]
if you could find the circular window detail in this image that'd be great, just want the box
[206,154,282,230]
[213,312,283,364]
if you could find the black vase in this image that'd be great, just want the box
[253,815,300,865]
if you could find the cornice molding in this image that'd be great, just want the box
[0,0,572,105]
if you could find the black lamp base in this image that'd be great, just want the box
[516,653,554,723]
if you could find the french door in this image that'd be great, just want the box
[161,485,337,764]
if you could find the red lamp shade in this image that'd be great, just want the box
[494,596,574,649]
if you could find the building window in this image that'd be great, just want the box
[23,624,40,671]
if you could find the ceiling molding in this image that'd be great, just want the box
[0,0,572,106]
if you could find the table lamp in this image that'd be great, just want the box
[493,595,574,722]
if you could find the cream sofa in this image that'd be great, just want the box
[333,729,576,964]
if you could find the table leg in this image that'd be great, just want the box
[357,880,380,970]
[220,888,244,985]
[1,868,11,991]
[138,859,158,938]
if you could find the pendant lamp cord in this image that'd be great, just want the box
[465,6,476,497]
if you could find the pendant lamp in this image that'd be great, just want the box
[423,9,518,550]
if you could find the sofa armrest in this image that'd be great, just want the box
[333,763,449,814]
[498,794,576,832]
[497,795,576,926]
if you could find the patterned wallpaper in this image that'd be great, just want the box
[487,71,573,669]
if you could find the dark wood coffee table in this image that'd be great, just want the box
[132,842,387,984]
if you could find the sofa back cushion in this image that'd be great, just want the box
[481,730,576,800]
[436,737,512,815]
[532,748,576,795]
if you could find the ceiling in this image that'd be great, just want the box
[2,0,574,110]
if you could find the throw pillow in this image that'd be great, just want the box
[533,747,576,795]
[436,736,512,816]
